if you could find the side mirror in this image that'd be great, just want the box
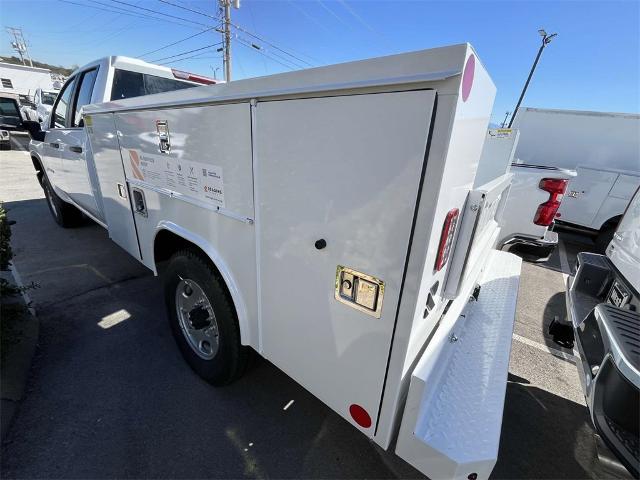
[21,120,45,142]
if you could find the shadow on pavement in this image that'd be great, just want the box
[494,379,598,479]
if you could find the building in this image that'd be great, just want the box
[0,61,54,98]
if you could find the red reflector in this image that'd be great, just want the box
[534,200,561,226]
[349,404,372,428]
[534,178,568,226]
[171,68,217,85]
[435,208,460,272]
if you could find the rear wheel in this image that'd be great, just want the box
[595,225,616,253]
[42,174,83,227]
[163,249,248,386]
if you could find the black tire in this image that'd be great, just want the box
[0,142,10,150]
[42,173,84,227]
[595,225,616,253]
[163,248,248,386]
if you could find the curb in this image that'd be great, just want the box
[0,262,39,442]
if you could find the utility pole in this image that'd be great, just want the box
[6,27,33,67]
[220,0,240,82]
[508,29,557,128]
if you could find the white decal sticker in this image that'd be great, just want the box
[126,149,225,208]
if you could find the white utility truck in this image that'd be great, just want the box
[512,108,640,250]
[27,56,216,225]
[27,44,522,480]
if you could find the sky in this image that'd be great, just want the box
[1,0,638,124]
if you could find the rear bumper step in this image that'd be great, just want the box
[396,250,522,480]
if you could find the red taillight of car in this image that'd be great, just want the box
[533,178,568,226]
[171,69,217,85]
[435,208,460,271]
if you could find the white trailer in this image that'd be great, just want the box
[0,62,54,97]
[28,44,522,479]
[511,107,640,248]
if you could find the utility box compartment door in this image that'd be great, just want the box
[86,113,141,261]
[255,90,436,433]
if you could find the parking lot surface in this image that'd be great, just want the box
[0,147,624,478]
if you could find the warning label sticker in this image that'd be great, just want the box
[127,149,225,208]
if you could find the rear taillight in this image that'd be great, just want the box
[171,69,217,85]
[435,208,459,271]
[533,178,568,226]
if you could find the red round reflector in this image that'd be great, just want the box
[462,54,475,102]
[349,404,372,428]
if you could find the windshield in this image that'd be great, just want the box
[42,92,57,105]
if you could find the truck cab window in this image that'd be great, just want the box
[110,69,192,101]
[51,76,77,128]
[74,68,99,127]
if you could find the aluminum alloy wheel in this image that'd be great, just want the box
[175,278,219,360]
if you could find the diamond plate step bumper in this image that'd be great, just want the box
[396,250,521,480]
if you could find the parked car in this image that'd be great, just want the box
[32,88,59,126]
[557,166,640,251]
[0,93,25,150]
[512,107,640,251]
[567,186,640,478]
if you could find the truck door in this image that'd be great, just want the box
[255,90,436,433]
[558,166,619,227]
[58,67,103,220]
[86,113,142,261]
[42,75,77,191]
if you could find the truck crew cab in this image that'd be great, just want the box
[27,56,215,227]
[28,44,523,480]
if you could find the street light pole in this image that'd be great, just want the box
[508,29,557,128]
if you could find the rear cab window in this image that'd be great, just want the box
[110,69,193,101]
[73,68,99,127]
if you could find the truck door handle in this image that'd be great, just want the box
[69,146,83,153]
[49,142,59,149]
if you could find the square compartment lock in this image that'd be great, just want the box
[335,266,384,318]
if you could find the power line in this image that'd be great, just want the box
[154,0,316,69]
[58,0,201,30]
[156,0,219,20]
[138,26,221,58]
[159,52,222,66]
[150,43,222,63]
[236,38,295,71]
[230,22,316,67]
[236,35,305,69]
[107,0,212,28]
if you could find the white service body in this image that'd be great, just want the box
[34,44,522,480]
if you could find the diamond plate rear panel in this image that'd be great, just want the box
[396,250,522,480]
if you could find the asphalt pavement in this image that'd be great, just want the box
[0,146,625,479]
